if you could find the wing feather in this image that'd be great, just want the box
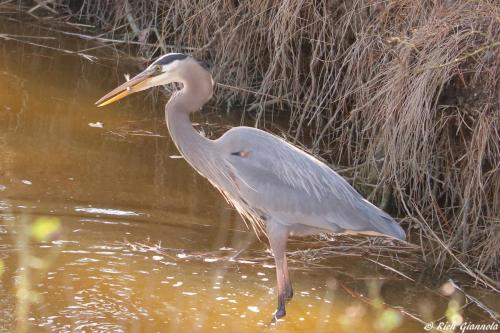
[217,127,405,240]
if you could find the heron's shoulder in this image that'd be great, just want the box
[218,126,325,165]
[218,126,283,144]
[221,126,272,137]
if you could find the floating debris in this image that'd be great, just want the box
[172,281,183,287]
[247,306,260,313]
[21,179,32,185]
[169,155,183,159]
[89,121,104,128]
[88,121,104,128]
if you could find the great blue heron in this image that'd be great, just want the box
[96,53,405,320]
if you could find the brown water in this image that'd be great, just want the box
[0,15,496,333]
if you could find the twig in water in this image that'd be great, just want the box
[448,279,500,323]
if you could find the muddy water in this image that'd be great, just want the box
[0,15,495,333]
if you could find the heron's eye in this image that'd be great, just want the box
[150,65,162,75]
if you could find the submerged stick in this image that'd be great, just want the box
[448,279,500,323]
[365,258,415,282]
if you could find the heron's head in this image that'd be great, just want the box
[96,53,210,107]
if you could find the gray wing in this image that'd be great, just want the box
[217,127,405,240]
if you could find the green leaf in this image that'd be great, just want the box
[31,217,61,242]
[0,259,4,277]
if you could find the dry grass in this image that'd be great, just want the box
[44,0,499,286]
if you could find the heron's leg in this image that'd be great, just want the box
[283,257,293,300]
[266,222,292,319]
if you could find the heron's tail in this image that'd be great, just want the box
[356,201,406,240]
[378,214,405,240]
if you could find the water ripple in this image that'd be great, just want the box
[75,207,143,217]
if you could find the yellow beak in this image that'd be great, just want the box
[95,72,152,107]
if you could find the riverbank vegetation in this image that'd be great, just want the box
[12,1,499,287]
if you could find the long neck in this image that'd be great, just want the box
[165,74,214,178]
